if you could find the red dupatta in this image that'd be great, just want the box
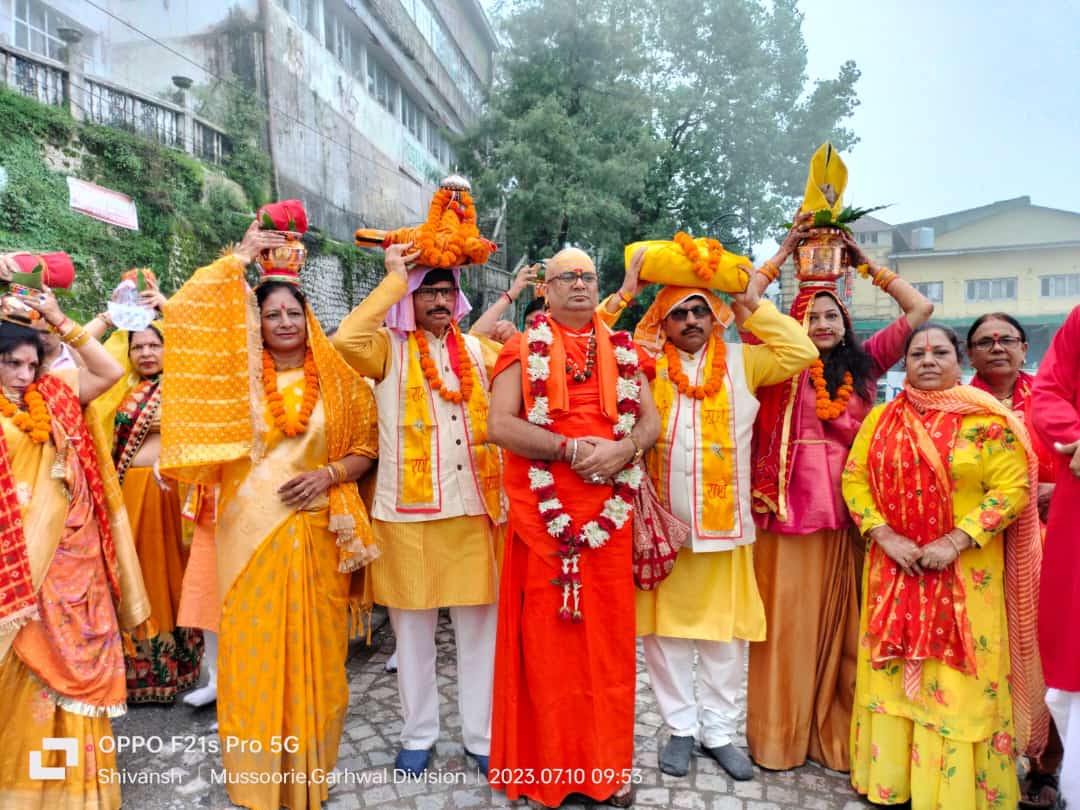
[970,370,1056,483]
[865,394,975,685]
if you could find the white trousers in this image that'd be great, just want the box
[388,604,497,754]
[1046,688,1080,807]
[643,634,745,748]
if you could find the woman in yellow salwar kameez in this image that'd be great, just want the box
[842,323,1048,810]
[160,206,379,810]
[0,256,150,810]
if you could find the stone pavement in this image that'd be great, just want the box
[112,611,870,809]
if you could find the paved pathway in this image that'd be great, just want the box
[113,611,868,809]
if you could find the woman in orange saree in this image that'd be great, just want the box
[0,279,150,810]
[161,212,379,810]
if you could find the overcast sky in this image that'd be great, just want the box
[798,0,1079,226]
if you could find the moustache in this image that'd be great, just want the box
[681,326,703,336]
[426,308,451,317]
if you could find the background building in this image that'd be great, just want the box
[0,0,511,326]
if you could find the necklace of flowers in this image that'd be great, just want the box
[663,339,726,400]
[809,359,854,420]
[262,349,319,437]
[673,232,724,283]
[525,313,644,621]
[415,326,474,404]
[0,383,50,443]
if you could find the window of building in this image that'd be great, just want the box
[401,93,424,140]
[965,277,1017,302]
[14,0,67,61]
[399,0,486,109]
[325,10,352,69]
[1041,274,1080,298]
[912,281,943,303]
[278,0,319,38]
[367,56,398,115]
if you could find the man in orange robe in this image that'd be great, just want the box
[487,248,660,807]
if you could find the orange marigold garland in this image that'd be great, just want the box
[416,327,474,404]
[0,383,51,443]
[673,232,724,283]
[664,340,726,400]
[406,188,490,268]
[262,349,319,437]
[809,359,854,420]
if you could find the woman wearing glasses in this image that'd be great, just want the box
[967,313,1061,809]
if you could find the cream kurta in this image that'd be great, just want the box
[334,274,501,609]
[637,301,818,642]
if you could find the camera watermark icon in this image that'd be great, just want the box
[29,737,78,780]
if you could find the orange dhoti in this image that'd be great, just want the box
[490,328,637,807]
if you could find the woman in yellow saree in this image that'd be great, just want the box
[0,269,150,810]
[85,276,204,703]
[842,323,1047,809]
[161,211,379,810]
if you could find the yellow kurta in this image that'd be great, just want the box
[334,275,501,609]
[636,301,818,642]
[842,408,1029,809]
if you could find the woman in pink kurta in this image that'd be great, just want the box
[746,233,934,772]
[1031,304,1080,808]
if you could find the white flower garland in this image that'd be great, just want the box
[525,313,643,621]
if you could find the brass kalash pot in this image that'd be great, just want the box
[794,228,850,284]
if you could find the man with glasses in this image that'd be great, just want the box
[606,255,817,781]
[333,242,506,778]
[486,247,661,808]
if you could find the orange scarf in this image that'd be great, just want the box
[869,382,1047,755]
[518,312,620,423]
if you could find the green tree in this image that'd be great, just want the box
[458,0,860,303]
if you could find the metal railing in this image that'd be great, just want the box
[0,43,229,165]
[0,45,65,107]
[84,77,183,149]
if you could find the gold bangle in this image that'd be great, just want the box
[874,270,898,291]
[628,433,644,463]
[97,311,114,329]
[946,531,965,555]
[618,290,634,305]
[332,460,348,483]
[61,325,88,347]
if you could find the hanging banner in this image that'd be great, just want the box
[67,176,139,230]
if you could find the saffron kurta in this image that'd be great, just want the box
[333,274,503,610]
[637,300,817,642]
[1030,305,1080,692]
[843,407,1029,809]
[489,328,637,807]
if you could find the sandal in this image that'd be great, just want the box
[1019,771,1059,810]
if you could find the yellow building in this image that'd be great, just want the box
[834,196,1080,364]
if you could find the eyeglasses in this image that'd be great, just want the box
[414,286,459,302]
[971,335,1023,351]
[548,271,599,286]
[666,304,712,322]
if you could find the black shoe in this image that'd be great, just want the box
[704,743,753,781]
[658,735,695,777]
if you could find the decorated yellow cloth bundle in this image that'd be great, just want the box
[624,233,750,293]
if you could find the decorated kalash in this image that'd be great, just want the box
[335,175,505,778]
[595,220,818,783]
[160,200,380,810]
[745,143,934,774]
[0,252,153,810]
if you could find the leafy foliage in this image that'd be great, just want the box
[457,0,861,319]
